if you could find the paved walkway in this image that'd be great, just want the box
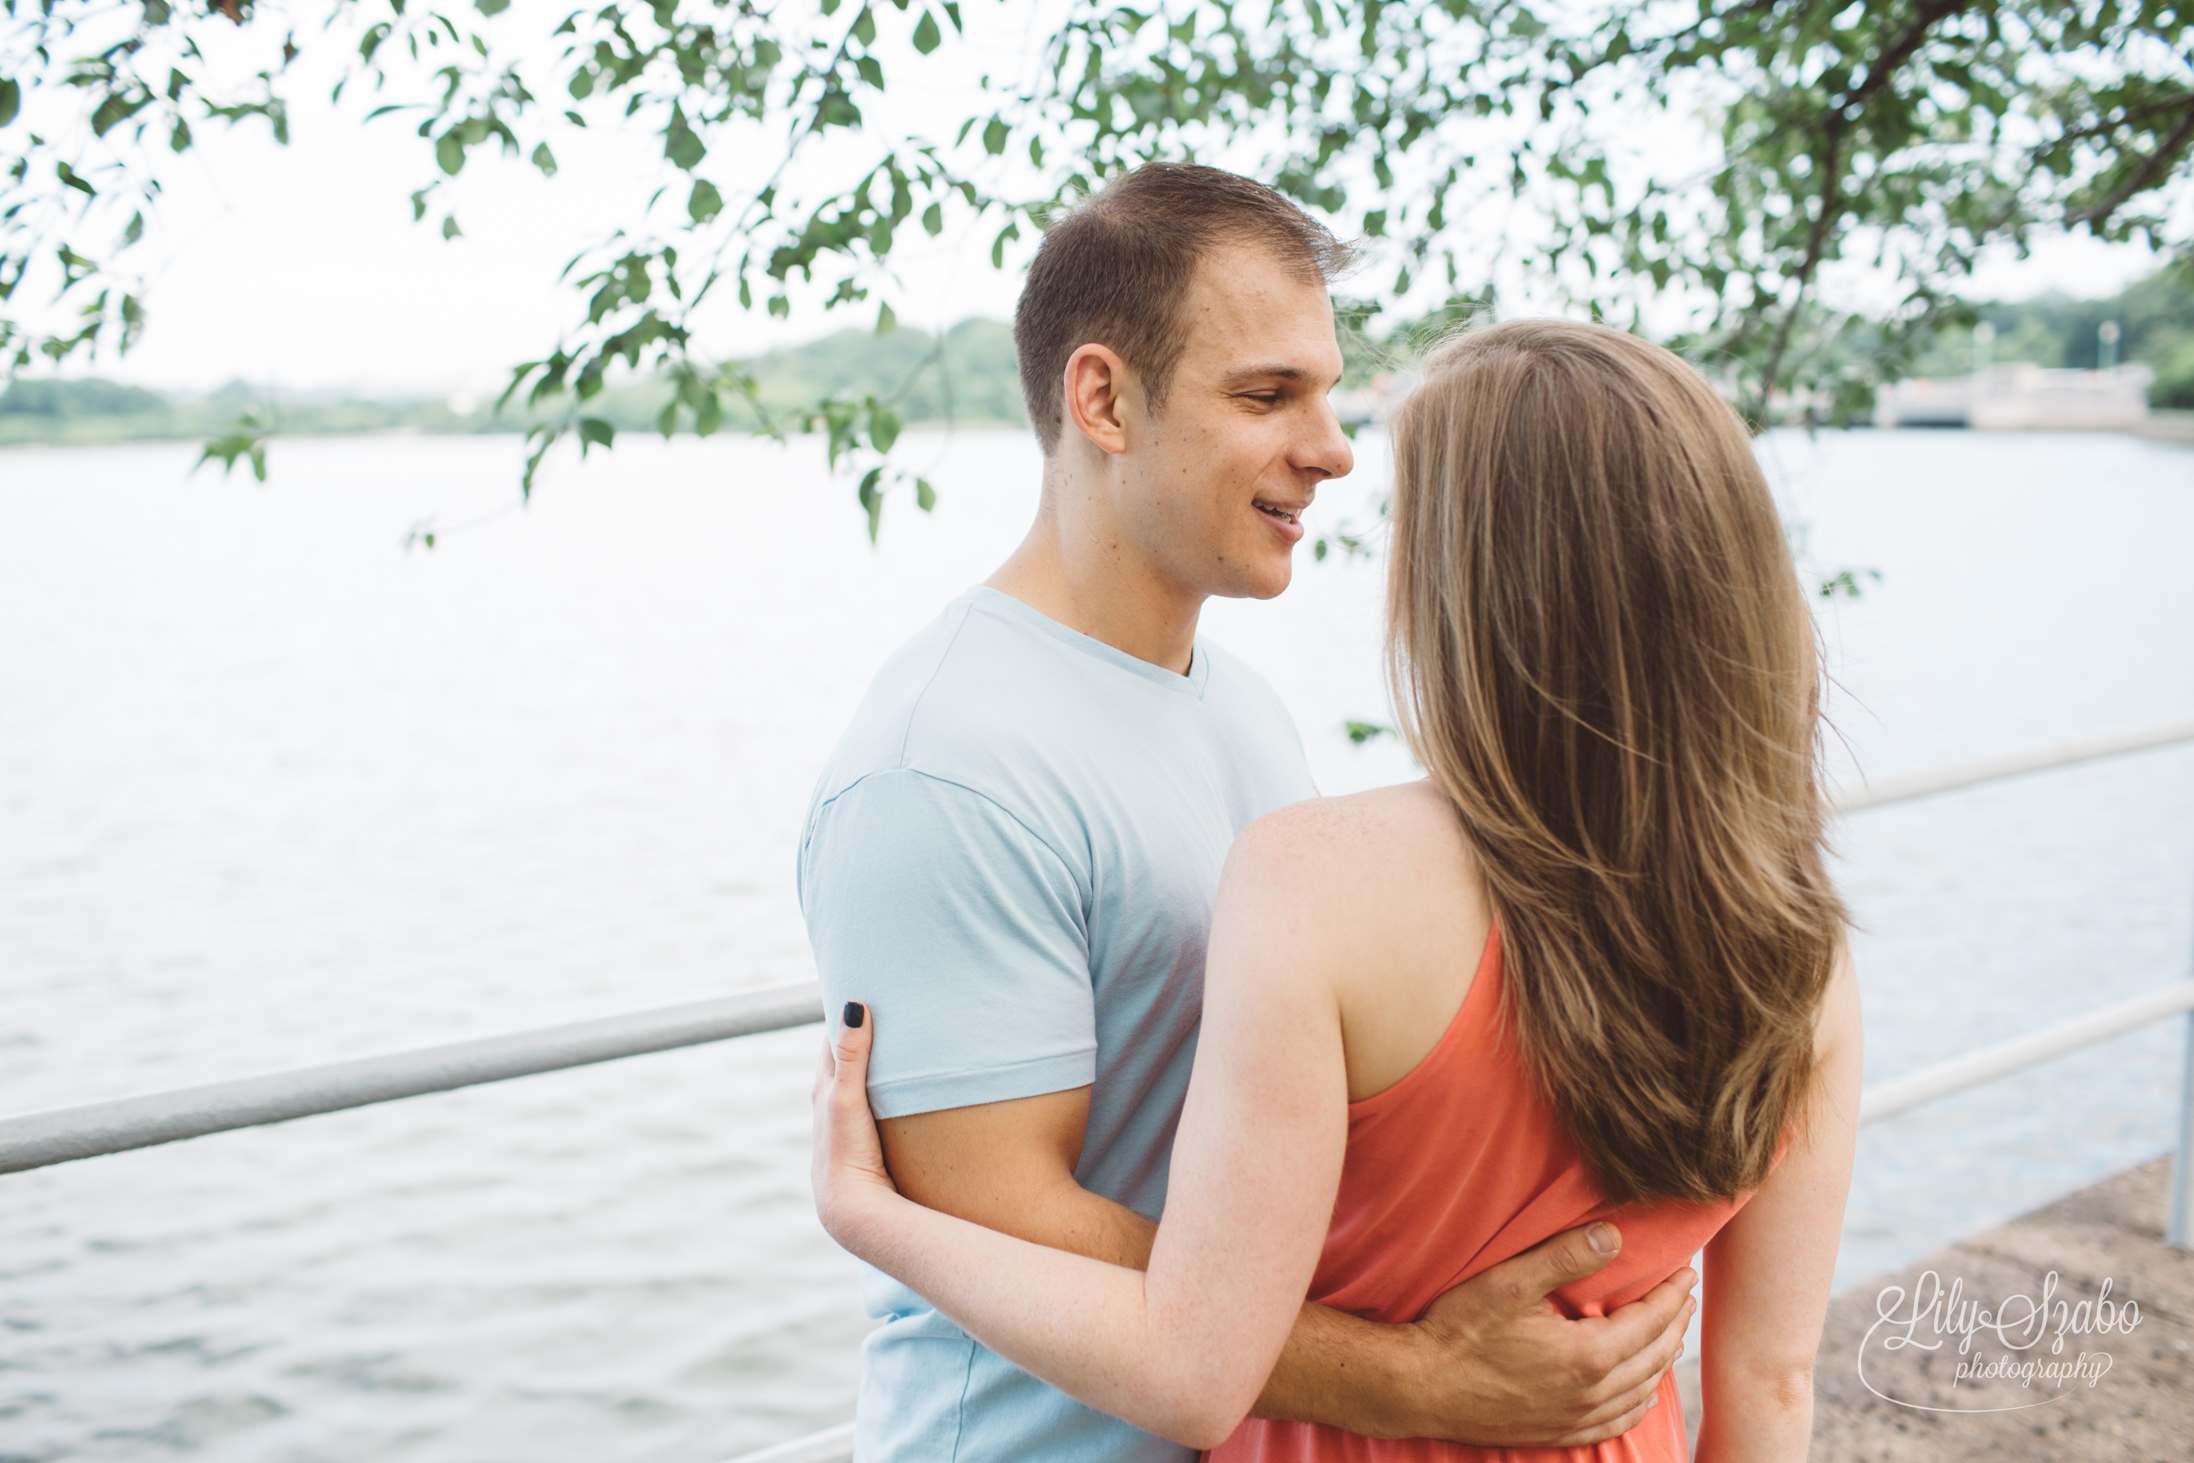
[1681,1156,2192,1459]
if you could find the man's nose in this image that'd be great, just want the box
[1298,395,1355,482]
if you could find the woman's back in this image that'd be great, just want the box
[1211,782,1748,1462]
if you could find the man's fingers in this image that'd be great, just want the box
[1582,1265,1695,1373]
[1495,1220,1627,1302]
[1551,1386,1664,1448]
[1585,1285,1695,1408]
[1562,1324,1676,1430]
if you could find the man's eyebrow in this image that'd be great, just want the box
[1220,364,1328,387]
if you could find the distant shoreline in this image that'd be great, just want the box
[0,320,1032,452]
[0,417,1036,451]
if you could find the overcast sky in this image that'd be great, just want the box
[24,9,2171,400]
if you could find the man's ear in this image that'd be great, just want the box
[1061,343,1135,456]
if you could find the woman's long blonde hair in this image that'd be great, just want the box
[1386,319,1844,1207]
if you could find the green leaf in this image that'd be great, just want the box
[476,0,510,12]
[518,428,552,500]
[123,211,143,245]
[56,162,94,197]
[410,188,433,221]
[664,107,705,170]
[868,402,902,453]
[576,416,615,454]
[916,476,936,512]
[92,92,146,138]
[852,7,877,45]
[1344,720,1394,746]
[688,178,723,223]
[435,130,466,176]
[876,300,896,335]
[857,466,885,542]
[913,11,941,53]
[196,416,270,482]
[531,142,557,176]
[982,116,1008,156]
[0,78,23,130]
[441,214,462,240]
[922,201,943,236]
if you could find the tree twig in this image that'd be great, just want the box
[1756,0,1974,413]
[2080,91,2194,230]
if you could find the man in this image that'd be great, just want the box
[799,162,1693,1461]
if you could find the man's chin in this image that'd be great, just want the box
[1216,559,1296,602]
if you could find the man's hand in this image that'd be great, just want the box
[1408,1222,1696,1446]
[1252,1221,1694,1446]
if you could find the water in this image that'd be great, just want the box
[1,426,2190,1460]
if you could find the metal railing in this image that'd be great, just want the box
[1828,717,2194,813]
[4,717,2192,1463]
[0,984,825,1175]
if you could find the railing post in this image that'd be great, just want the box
[2172,1006,2194,1250]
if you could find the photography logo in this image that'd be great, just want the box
[1859,1270,2140,1413]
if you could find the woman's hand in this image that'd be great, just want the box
[811,1000,903,1253]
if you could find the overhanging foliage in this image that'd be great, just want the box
[5,1,2193,533]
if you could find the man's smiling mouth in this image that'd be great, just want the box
[1253,501,1302,524]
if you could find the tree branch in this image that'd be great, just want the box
[1756,0,1974,412]
[2080,91,2194,230]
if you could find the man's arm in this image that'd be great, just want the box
[879,1089,1155,1267]
[880,1090,1694,1448]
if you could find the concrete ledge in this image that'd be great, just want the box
[2133,411,2194,446]
[1683,1157,2193,1458]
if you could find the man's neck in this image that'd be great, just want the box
[985,510,1202,677]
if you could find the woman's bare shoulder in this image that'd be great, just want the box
[1229,780,1475,901]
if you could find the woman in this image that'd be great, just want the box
[812,319,1862,1461]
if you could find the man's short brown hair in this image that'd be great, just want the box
[1013,162,1354,454]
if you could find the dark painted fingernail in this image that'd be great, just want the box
[843,1001,865,1029]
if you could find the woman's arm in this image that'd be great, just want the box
[1693,947,1863,1462]
[813,823,1353,1450]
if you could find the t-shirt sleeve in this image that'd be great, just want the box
[799,768,1094,1119]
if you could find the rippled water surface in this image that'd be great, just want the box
[3,426,2191,1459]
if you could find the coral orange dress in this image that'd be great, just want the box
[1210,926,1751,1463]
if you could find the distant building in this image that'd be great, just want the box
[1875,363,2154,430]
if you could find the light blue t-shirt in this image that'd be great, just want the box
[799,586,1315,1463]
